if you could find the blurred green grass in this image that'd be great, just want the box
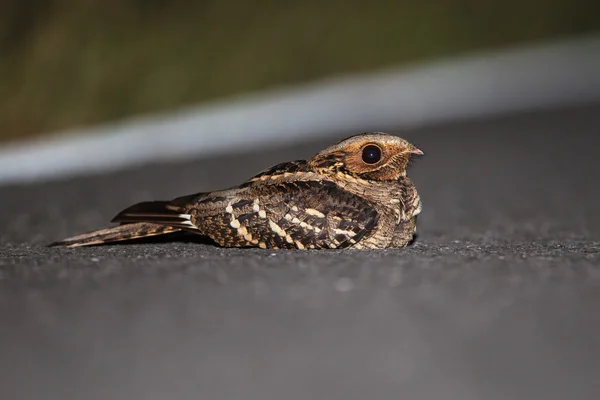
[0,0,598,143]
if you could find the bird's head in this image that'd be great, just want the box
[308,132,424,182]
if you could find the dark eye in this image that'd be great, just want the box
[362,145,382,164]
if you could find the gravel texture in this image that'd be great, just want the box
[1,104,600,400]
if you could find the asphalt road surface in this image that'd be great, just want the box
[1,104,600,400]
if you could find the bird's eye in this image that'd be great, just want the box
[361,145,382,164]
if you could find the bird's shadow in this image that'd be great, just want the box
[409,231,419,246]
[56,230,421,249]
[95,231,216,247]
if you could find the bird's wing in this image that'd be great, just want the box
[191,180,380,249]
[239,160,309,186]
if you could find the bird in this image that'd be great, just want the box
[50,132,424,249]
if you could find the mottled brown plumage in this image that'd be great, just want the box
[50,132,424,249]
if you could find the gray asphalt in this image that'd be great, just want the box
[1,104,600,400]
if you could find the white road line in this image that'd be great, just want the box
[0,35,599,185]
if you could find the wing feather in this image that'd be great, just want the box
[192,180,379,249]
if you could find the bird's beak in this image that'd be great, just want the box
[410,148,424,156]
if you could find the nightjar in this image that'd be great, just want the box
[51,132,424,249]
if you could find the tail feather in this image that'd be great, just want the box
[49,222,181,248]
[111,201,195,229]
[50,199,200,248]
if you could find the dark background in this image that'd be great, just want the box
[1,0,599,142]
